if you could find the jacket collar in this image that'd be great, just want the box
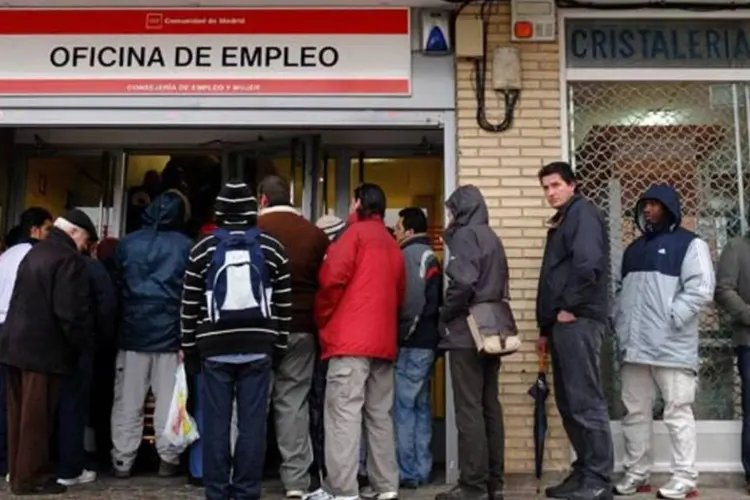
[48,227,77,250]
[547,194,582,229]
[260,205,300,216]
[400,233,431,249]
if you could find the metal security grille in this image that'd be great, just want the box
[569,81,748,420]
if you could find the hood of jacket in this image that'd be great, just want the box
[141,192,185,231]
[446,185,489,228]
[635,183,682,234]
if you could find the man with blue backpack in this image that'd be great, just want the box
[180,180,292,500]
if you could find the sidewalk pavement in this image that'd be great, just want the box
[2,476,747,499]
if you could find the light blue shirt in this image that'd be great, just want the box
[208,353,267,364]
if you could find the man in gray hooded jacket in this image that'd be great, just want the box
[435,185,509,500]
[715,215,750,495]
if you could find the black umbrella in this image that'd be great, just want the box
[528,343,550,493]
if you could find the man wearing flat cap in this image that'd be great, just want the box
[0,209,98,496]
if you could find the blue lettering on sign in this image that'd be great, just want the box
[568,26,750,63]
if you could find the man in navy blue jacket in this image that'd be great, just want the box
[110,192,193,479]
[536,162,613,500]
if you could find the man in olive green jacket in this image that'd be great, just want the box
[715,232,750,492]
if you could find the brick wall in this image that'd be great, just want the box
[455,5,567,473]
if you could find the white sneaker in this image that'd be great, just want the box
[287,490,305,499]
[57,469,97,486]
[5,473,8,483]
[657,477,698,500]
[359,488,397,500]
[613,473,651,495]
[305,489,334,500]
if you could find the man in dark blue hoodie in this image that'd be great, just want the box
[612,185,714,500]
[110,192,193,479]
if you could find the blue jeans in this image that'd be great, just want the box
[58,350,93,479]
[203,357,271,500]
[189,373,204,479]
[738,346,750,480]
[394,348,435,485]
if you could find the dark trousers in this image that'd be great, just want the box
[450,349,504,493]
[308,355,328,489]
[189,373,204,480]
[91,343,116,470]
[203,357,271,500]
[0,364,7,476]
[550,317,613,486]
[57,351,94,479]
[6,366,60,493]
[737,346,750,481]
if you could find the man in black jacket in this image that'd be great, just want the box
[0,209,97,496]
[536,162,613,500]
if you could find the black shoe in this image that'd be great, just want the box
[400,480,419,489]
[435,485,489,500]
[545,472,583,498]
[568,484,613,500]
[187,476,204,487]
[487,480,504,500]
[158,460,180,477]
[12,479,67,496]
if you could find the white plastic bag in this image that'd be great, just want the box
[163,363,200,449]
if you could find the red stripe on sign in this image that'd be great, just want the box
[0,9,409,35]
[0,79,411,95]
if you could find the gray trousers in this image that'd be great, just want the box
[550,317,614,486]
[110,350,181,472]
[324,357,398,498]
[273,333,316,492]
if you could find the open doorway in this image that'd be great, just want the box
[9,126,451,482]
[124,152,222,238]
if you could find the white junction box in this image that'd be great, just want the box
[510,0,556,42]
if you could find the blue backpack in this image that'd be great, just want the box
[205,228,272,325]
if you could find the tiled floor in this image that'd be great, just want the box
[0,477,746,499]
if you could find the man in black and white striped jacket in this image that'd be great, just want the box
[180,180,291,500]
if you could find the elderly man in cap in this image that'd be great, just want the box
[0,209,97,496]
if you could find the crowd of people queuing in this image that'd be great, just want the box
[0,157,745,500]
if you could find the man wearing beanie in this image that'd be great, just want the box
[181,180,292,500]
[257,175,329,500]
[316,212,347,242]
[110,191,193,479]
[0,209,97,495]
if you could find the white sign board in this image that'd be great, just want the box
[0,8,412,96]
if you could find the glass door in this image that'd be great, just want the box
[222,135,332,221]
[19,149,116,240]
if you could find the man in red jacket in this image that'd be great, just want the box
[315,183,405,500]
